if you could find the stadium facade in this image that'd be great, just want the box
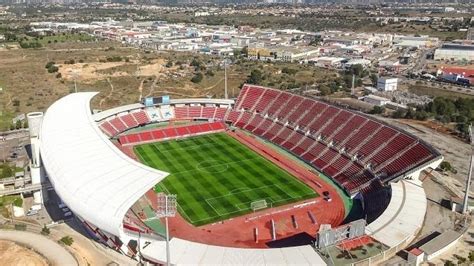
[36,85,443,265]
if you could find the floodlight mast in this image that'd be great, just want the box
[462,125,473,214]
[157,193,177,266]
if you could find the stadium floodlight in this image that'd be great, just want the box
[156,193,177,266]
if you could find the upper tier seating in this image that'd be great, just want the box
[174,106,230,121]
[229,85,439,194]
[99,110,151,137]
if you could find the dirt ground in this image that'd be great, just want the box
[0,240,49,266]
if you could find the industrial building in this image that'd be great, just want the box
[377,77,398,92]
[434,43,474,62]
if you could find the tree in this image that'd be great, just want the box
[41,225,50,236]
[47,66,59,73]
[59,236,74,246]
[348,64,364,77]
[205,70,214,77]
[369,106,385,114]
[246,69,263,85]
[45,61,55,69]
[444,260,455,266]
[370,74,378,86]
[191,72,203,83]
[319,85,331,96]
[0,164,13,179]
[15,120,22,129]
[282,67,297,75]
[241,46,248,57]
[439,161,453,172]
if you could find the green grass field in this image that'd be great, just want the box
[134,133,318,226]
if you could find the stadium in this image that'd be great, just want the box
[36,84,443,265]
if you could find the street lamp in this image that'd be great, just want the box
[156,193,177,266]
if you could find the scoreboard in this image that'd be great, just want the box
[143,96,170,107]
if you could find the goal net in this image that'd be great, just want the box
[250,199,268,211]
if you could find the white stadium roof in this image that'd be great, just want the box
[40,92,169,236]
[366,180,426,248]
[140,238,326,265]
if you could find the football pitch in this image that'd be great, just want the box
[134,133,318,226]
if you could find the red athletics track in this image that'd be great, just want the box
[118,129,346,248]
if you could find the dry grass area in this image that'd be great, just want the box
[0,240,49,266]
[0,44,252,130]
[0,42,338,131]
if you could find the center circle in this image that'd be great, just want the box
[196,160,229,173]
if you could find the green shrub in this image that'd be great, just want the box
[59,236,74,246]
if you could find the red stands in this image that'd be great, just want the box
[100,121,119,137]
[244,115,264,132]
[357,126,397,158]
[163,128,178,138]
[226,110,240,123]
[308,106,338,133]
[99,110,151,137]
[320,110,352,139]
[254,118,273,136]
[214,108,228,120]
[151,130,165,139]
[140,131,153,142]
[174,107,188,119]
[267,93,290,117]
[127,134,141,143]
[202,107,216,119]
[281,131,305,150]
[262,122,284,140]
[287,99,313,124]
[272,126,293,145]
[188,106,203,118]
[119,122,227,146]
[209,122,225,131]
[110,117,127,132]
[120,114,139,128]
[229,84,440,193]
[370,134,414,166]
[291,136,313,155]
[329,156,352,176]
[132,111,150,125]
[381,143,433,177]
[234,85,249,109]
[176,126,190,136]
[302,142,326,164]
[278,95,304,122]
[255,89,280,113]
[241,86,265,110]
[235,112,252,128]
[344,120,381,152]
[332,115,367,145]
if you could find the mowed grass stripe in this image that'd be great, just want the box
[179,137,256,211]
[134,133,318,226]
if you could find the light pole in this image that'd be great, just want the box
[462,124,473,214]
[223,58,232,99]
[156,193,177,266]
[224,59,228,99]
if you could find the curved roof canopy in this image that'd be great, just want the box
[40,92,168,236]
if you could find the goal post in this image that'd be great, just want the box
[250,199,268,212]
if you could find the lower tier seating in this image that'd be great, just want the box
[119,122,226,145]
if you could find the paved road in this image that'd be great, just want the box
[0,230,78,266]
